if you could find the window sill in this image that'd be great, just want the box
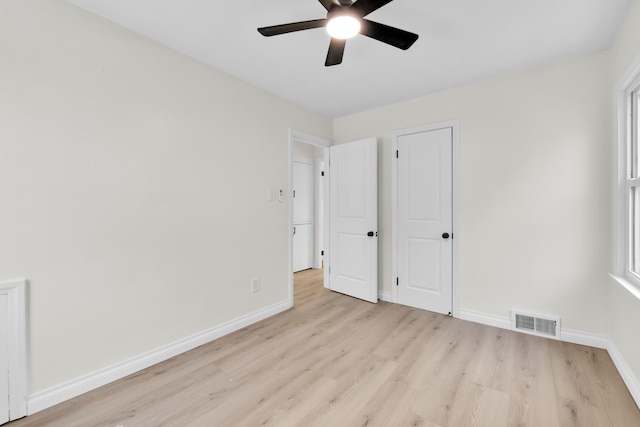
[609,273,640,302]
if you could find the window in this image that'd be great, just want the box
[616,73,640,297]
[628,87,640,276]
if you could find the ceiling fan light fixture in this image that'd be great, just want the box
[326,15,361,39]
[257,0,419,66]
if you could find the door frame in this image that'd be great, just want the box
[288,129,332,303]
[315,158,325,270]
[391,120,460,317]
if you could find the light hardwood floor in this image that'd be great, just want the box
[9,269,640,426]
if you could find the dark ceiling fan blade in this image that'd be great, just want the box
[318,0,341,11]
[325,38,346,66]
[258,19,328,37]
[360,19,418,50]
[350,0,395,17]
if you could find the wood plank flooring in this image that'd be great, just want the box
[9,269,640,426]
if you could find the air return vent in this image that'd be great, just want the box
[511,311,560,339]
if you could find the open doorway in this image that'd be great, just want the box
[289,130,331,303]
[293,268,325,306]
[292,141,323,272]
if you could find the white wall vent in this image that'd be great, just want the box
[511,310,560,339]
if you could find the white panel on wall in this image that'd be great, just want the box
[0,279,26,422]
[0,294,8,425]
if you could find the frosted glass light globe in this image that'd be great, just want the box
[326,16,361,39]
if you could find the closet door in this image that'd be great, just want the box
[293,161,313,272]
[396,127,453,314]
[293,224,313,272]
[293,162,313,224]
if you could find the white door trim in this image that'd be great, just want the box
[288,129,332,301]
[0,278,28,421]
[391,120,460,317]
[315,158,325,270]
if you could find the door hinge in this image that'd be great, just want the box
[292,190,296,198]
[396,150,399,159]
[321,171,325,177]
[321,250,324,256]
[396,277,399,286]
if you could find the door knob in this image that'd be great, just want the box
[442,233,450,239]
[367,231,375,237]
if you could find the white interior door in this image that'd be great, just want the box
[397,127,453,314]
[329,138,378,303]
[0,294,9,425]
[293,161,314,272]
[293,224,313,272]
[293,161,313,224]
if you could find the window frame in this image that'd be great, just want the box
[613,68,640,300]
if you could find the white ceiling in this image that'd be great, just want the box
[66,0,632,118]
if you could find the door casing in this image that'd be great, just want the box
[288,129,331,302]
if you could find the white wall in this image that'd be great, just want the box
[612,0,640,80]
[609,0,640,395]
[293,142,317,163]
[0,0,332,397]
[334,51,612,335]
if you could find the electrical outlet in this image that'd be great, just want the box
[251,277,260,293]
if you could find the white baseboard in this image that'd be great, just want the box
[27,299,292,415]
[458,309,608,348]
[561,328,608,349]
[458,309,511,331]
[378,290,393,302]
[608,340,640,409]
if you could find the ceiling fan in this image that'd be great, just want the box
[257,0,419,66]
